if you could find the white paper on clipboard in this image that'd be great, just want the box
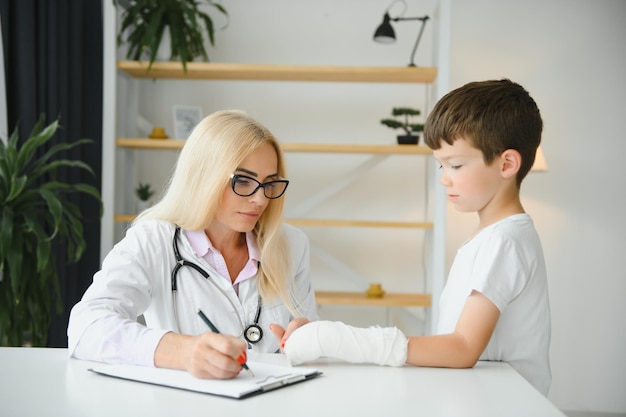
[89,361,321,399]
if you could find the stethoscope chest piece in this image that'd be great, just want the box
[244,324,263,344]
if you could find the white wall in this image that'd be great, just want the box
[115,0,442,336]
[110,0,626,413]
[448,0,626,413]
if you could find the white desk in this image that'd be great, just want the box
[0,347,565,417]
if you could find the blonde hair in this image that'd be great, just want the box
[135,110,299,315]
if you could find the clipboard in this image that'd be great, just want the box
[89,361,322,399]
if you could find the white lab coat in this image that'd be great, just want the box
[67,219,319,366]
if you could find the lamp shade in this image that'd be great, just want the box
[373,13,396,43]
[531,146,548,172]
[373,10,429,66]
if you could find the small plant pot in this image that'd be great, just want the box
[397,134,419,145]
[137,199,151,213]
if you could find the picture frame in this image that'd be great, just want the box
[173,105,202,139]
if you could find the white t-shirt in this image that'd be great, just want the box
[437,213,551,395]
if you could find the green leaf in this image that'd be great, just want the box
[0,206,14,268]
[392,107,421,116]
[381,119,403,129]
[39,189,64,239]
[64,207,86,262]
[15,115,58,170]
[5,174,27,202]
[26,139,94,182]
[6,241,24,303]
[74,183,105,216]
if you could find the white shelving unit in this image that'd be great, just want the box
[101,0,451,332]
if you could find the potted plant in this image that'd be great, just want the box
[114,0,228,72]
[0,115,102,346]
[380,107,424,145]
[135,182,155,212]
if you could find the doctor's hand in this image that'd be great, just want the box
[155,331,248,380]
[282,320,408,367]
[269,317,310,350]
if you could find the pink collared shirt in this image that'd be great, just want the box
[186,229,260,294]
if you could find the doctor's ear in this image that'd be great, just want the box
[500,149,521,179]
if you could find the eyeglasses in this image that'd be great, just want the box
[230,174,289,199]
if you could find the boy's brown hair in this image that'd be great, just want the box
[424,79,543,187]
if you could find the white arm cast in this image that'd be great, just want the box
[283,321,408,367]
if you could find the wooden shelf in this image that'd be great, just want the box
[114,214,433,229]
[116,138,185,150]
[287,219,433,229]
[281,143,432,155]
[116,138,432,155]
[315,291,431,307]
[114,214,135,223]
[117,61,438,84]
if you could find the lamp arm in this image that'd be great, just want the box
[391,16,429,67]
[391,16,430,22]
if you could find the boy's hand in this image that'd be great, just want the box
[269,317,310,350]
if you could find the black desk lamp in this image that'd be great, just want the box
[373,5,430,67]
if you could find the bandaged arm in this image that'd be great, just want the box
[283,321,408,366]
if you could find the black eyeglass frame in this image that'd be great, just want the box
[229,174,290,199]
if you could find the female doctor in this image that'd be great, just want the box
[68,110,318,379]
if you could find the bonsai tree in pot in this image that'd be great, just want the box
[0,115,102,346]
[114,0,228,72]
[380,107,424,145]
[135,182,155,212]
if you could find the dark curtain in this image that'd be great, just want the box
[0,0,103,347]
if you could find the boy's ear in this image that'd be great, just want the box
[500,149,521,179]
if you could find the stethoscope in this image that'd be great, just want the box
[171,227,264,344]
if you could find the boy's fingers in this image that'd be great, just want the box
[269,323,286,347]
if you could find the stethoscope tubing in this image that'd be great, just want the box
[171,227,263,343]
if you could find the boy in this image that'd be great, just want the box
[272,79,552,395]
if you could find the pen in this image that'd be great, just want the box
[196,308,254,377]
